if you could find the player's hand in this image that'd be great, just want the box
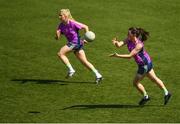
[109,52,118,57]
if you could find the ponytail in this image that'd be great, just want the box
[137,27,149,41]
[128,27,150,41]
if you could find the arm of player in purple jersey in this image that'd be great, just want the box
[72,20,89,32]
[55,29,61,40]
[109,43,143,59]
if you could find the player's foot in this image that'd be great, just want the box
[164,92,171,105]
[66,70,75,79]
[95,77,103,84]
[139,96,150,106]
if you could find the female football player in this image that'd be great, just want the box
[109,27,171,105]
[55,9,102,83]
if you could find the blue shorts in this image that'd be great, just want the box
[67,42,83,52]
[137,62,153,75]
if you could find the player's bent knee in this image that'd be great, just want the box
[57,52,64,58]
[57,52,61,57]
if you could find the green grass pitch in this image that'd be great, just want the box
[0,0,180,122]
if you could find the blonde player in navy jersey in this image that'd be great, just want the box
[55,9,102,83]
[109,27,171,105]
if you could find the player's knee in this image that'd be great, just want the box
[57,52,60,57]
[57,52,64,58]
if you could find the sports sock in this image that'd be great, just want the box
[143,91,148,98]
[162,87,169,96]
[66,63,75,72]
[91,67,102,78]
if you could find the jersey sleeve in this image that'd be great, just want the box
[71,20,83,30]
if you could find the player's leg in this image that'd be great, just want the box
[57,45,75,78]
[133,74,147,96]
[75,49,102,83]
[147,69,171,105]
[133,73,150,105]
[133,64,150,105]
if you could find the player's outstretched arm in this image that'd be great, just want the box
[109,43,143,59]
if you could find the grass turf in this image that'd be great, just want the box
[0,0,180,122]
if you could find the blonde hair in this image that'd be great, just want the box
[60,9,74,20]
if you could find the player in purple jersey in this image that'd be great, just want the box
[109,27,171,105]
[55,9,102,84]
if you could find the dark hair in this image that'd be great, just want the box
[128,27,149,41]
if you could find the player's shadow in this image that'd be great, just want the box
[62,104,141,110]
[11,79,95,85]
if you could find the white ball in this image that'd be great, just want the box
[84,31,95,42]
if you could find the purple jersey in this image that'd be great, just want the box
[58,20,83,44]
[125,38,151,65]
